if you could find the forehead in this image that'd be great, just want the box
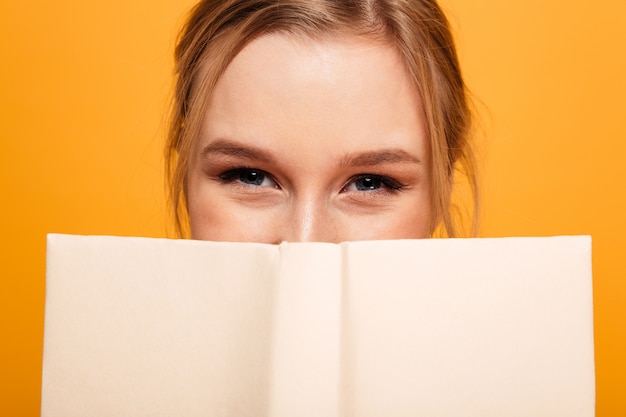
[199,32,427,158]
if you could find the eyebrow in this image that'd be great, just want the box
[201,139,276,163]
[340,149,421,167]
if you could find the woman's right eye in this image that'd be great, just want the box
[218,168,278,188]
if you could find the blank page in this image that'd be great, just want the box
[41,235,594,417]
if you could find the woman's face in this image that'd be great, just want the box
[186,33,432,243]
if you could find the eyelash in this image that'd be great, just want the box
[218,167,277,187]
[343,174,404,193]
[217,167,404,193]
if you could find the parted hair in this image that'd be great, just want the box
[166,0,479,238]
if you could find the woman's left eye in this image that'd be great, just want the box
[343,174,403,192]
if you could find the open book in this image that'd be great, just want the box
[41,235,595,416]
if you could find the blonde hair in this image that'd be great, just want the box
[166,0,479,238]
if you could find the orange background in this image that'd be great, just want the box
[1,0,624,415]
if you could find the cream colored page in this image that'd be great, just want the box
[42,235,594,417]
[269,243,343,417]
[341,236,594,417]
[42,234,278,417]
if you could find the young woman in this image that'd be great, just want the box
[166,0,478,242]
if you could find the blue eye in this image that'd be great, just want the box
[345,174,403,192]
[239,169,265,185]
[354,176,382,191]
[219,168,277,187]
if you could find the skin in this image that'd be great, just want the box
[186,33,432,243]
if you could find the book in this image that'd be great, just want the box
[41,234,595,416]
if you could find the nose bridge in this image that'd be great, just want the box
[285,195,334,243]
